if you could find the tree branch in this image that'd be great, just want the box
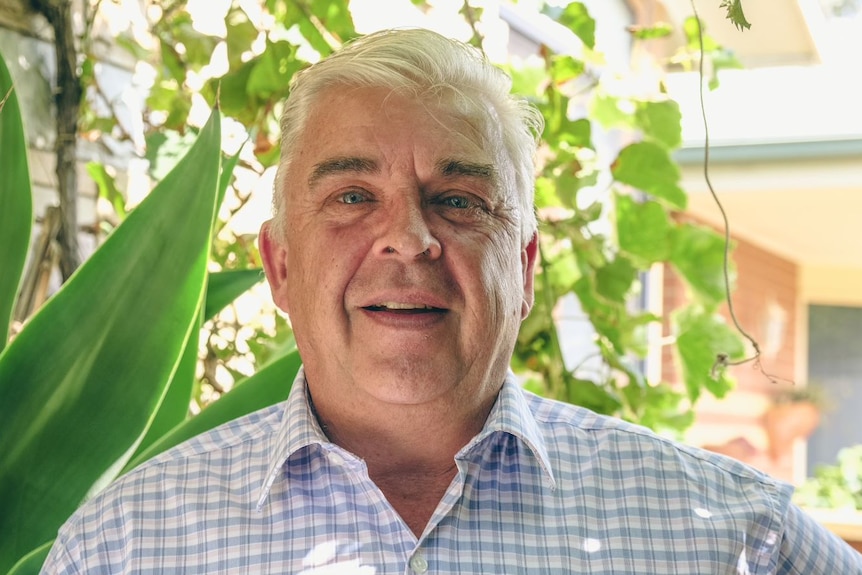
[30,0,82,280]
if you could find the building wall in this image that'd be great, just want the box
[1,0,144,318]
[661,217,801,482]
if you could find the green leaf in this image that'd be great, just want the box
[628,381,693,436]
[204,269,264,320]
[540,91,592,152]
[145,129,199,181]
[629,22,673,40]
[310,0,356,43]
[215,61,257,122]
[128,308,201,466]
[615,195,672,265]
[590,93,634,130]
[720,0,752,31]
[567,377,622,414]
[670,223,731,305]
[558,2,596,49]
[611,142,687,209]
[508,61,547,99]
[296,14,335,56]
[674,306,744,402]
[0,54,32,351]
[550,55,586,84]
[573,275,624,354]
[128,150,241,467]
[115,33,150,61]
[158,38,186,84]
[86,162,126,220]
[124,350,302,472]
[226,8,260,69]
[635,100,682,150]
[683,17,720,52]
[595,256,637,302]
[6,540,51,575]
[558,117,592,149]
[169,14,218,71]
[0,110,222,573]
[248,41,302,99]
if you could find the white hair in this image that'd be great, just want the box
[270,28,543,245]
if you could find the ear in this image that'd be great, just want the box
[259,220,291,315]
[520,233,538,319]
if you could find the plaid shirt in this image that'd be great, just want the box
[42,369,861,574]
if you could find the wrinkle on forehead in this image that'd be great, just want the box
[293,86,517,203]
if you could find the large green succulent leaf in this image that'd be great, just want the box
[204,268,264,321]
[126,151,244,465]
[130,267,265,462]
[0,52,32,351]
[124,349,300,472]
[0,111,222,573]
[6,541,51,575]
[128,307,202,464]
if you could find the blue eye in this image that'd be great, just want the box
[340,191,366,204]
[442,196,473,209]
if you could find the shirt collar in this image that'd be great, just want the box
[257,368,556,509]
[459,372,557,490]
[257,366,327,510]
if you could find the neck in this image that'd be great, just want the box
[309,389,492,475]
[307,384,497,537]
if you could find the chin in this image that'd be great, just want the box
[358,362,462,405]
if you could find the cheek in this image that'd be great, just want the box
[468,238,526,316]
[286,228,371,303]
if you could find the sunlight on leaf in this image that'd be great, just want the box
[615,195,673,265]
[611,142,687,209]
[557,2,596,49]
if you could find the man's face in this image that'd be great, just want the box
[261,86,536,413]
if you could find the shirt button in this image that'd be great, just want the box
[409,552,428,574]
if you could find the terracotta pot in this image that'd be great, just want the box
[764,401,821,460]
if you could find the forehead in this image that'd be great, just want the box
[292,85,504,178]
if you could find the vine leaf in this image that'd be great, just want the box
[615,195,673,265]
[611,142,687,209]
[675,307,745,402]
[669,223,731,305]
[558,2,596,49]
[720,0,751,31]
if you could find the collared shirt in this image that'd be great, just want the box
[42,369,861,574]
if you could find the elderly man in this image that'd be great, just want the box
[42,28,861,574]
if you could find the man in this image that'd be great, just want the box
[42,28,861,574]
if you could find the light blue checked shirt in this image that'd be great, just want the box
[43,368,861,574]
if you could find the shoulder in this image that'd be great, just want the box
[523,389,791,501]
[139,400,286,467]
[59,401,285,532]
[44,402,288,572]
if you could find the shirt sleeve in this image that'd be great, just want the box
[775,503,862,574]
[39,537,81,575]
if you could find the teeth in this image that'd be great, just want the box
[374,302,433,310]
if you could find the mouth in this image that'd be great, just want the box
[362,302,446,314]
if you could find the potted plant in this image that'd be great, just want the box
[763,384,830,460]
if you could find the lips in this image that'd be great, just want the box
[363,302,444,313]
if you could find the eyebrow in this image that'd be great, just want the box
[308,156,378,188]
[437,159,497,182]
[306,156,498,188]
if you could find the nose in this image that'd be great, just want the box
[373,198,442,260]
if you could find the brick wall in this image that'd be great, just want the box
[662,217,800,481]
